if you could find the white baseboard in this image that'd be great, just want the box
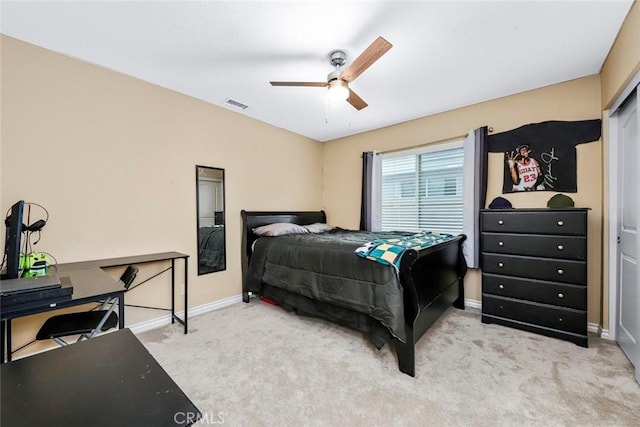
[129,295,617,342]
[598,326,612,340]
[131,296,479,334]
[128,294,243,335]
[464,298,481,310]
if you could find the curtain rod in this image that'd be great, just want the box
[376,133,468,155]
[373,126,494,156]
[361,126,493,157]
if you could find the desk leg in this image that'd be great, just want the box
[184,257,188,334]
[171,259,176,325]
[6,320,11,362]
[118,293,125,329]
[1,320,5,364]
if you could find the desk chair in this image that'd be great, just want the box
[36,265,138,346]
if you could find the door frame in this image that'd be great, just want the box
[607,70,640,340]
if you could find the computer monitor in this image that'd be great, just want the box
[2,200,25,280]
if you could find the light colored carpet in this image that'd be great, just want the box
[138,301,640,426]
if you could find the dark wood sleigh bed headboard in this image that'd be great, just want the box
[241,210,326,257]
[240,210,326,299]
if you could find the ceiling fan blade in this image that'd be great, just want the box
[341,36,392,83]
[270,81,328,87]
[347,88,368,110]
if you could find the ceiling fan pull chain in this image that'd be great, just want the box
[325,97,329,124]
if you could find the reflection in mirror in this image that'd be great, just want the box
[196,165,226,275]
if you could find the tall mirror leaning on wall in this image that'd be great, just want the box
[196,165,226,275]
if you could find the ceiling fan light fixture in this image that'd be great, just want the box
[328,79,349,102]
[270,36,392,111]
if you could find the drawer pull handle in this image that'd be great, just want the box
[498,220,504,225]
[558,293,564,299]
[557,221,564,226]
[499,284,504,290]
[558,269,564,275]
[498,241,504,246]
[557,245,564,250]
[498,262,504,268]
[559,317,563,322]
[499,305,504,309]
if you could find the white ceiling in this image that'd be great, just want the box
[0,1,634,142]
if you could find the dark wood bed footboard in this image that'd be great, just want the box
[395,235,467,376]
[241,210,468,377]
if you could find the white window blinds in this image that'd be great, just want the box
[381,144,464,234]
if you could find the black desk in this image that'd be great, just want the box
[1,268,124,363]
[56,251,190,334]
[0,328,200,426]
[0,252,189,363]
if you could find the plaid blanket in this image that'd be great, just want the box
[355,231,455,271]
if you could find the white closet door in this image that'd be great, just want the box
[616,88,639,384]
[198,180,217,227]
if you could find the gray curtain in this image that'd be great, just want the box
[464,127,488,268]
[476,126,489,211]
[359,151,375,231]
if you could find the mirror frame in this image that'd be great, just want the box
[195,165,226,275]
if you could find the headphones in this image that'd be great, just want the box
[4,202,49,235]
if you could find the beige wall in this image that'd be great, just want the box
[322,75,603,323]
[601,1,640,109]
[1,36,323,356]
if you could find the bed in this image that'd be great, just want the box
[198,225,225,273]
[241,210,467,377]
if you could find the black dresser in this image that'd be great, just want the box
[480,208,588,347]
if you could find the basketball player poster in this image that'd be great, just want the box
[487,120,601,193]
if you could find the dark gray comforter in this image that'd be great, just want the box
[245,229,418,342]
[198,226,225,272]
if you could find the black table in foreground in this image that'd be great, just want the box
[1,328,200,426]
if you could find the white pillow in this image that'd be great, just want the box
[304,222,334,233]
[253,222,309,237]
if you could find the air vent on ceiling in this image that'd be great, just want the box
[223,98,249,110]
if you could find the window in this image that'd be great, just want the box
[381,142,464,234]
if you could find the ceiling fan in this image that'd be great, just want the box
[270,36,392,111]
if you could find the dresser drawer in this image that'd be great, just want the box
[482,253,586,284]
[482,295,586,335]
[482,273,586,310]
[481,233,586,260]
[481,211,586,235]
